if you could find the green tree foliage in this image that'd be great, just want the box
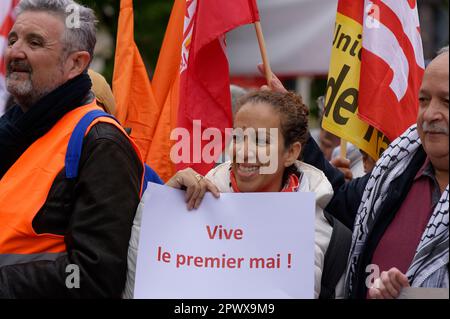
[78,0,173,82]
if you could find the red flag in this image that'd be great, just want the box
[176,0,260,175]
[0,0,19,115]
[358,0,424,141]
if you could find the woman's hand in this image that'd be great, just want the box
[166,168,220,210]
[257,64,288,93]
[368,268,410,299]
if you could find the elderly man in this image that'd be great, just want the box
[309,48,448,299]
[0,0,143,298]
[261,47,449,299]
[0,0,217,299]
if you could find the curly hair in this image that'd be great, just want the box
[235,90,310,149]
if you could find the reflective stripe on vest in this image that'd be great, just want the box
[0,101,144,258]
[0,252,68,267]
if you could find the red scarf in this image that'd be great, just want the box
[230,171,300,193]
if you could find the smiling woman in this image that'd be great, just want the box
[205,90,351,299]
[227,91,309,193]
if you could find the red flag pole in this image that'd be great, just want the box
[254,21,272,85]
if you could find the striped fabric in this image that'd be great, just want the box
[345,125,449,296]
[359,0,425,142]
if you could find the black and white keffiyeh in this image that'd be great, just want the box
[345,125,449,295]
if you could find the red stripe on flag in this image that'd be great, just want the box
[359,50,419,139]
[370,0,422,72]
[337,0,364,25]
[407,0,416,9]
[359,0,424,141]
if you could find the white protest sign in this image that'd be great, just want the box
[134,183,315,299]
[398,288,449,299]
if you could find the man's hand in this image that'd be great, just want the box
[257,64,288,93]
[368,268,410,299]
[166,168,220,210]
[330,157,353,181]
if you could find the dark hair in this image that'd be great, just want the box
[236,90,310,148]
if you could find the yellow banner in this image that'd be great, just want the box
[323,13,389,160]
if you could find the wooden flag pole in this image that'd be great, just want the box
[340,139,348,158]
[254,21,272,85]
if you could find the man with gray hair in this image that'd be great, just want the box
[0,0,144,298]
[263,46,449,299]
[305,47,449,299]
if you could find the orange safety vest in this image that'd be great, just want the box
[0,101,144,267]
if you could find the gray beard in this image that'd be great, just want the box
[6,74,51,110]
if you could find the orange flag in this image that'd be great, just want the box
[112,0,159,160]
[145,0,186,181]
[152,0,185,109]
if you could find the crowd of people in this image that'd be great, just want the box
[0,0,448,299]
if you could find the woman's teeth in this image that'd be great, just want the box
[239,165,259,173]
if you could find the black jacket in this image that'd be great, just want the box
[303,136,427,298]
[0,122,143,298]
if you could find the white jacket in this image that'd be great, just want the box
[123,161,345,299]
[206,161,345,299]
